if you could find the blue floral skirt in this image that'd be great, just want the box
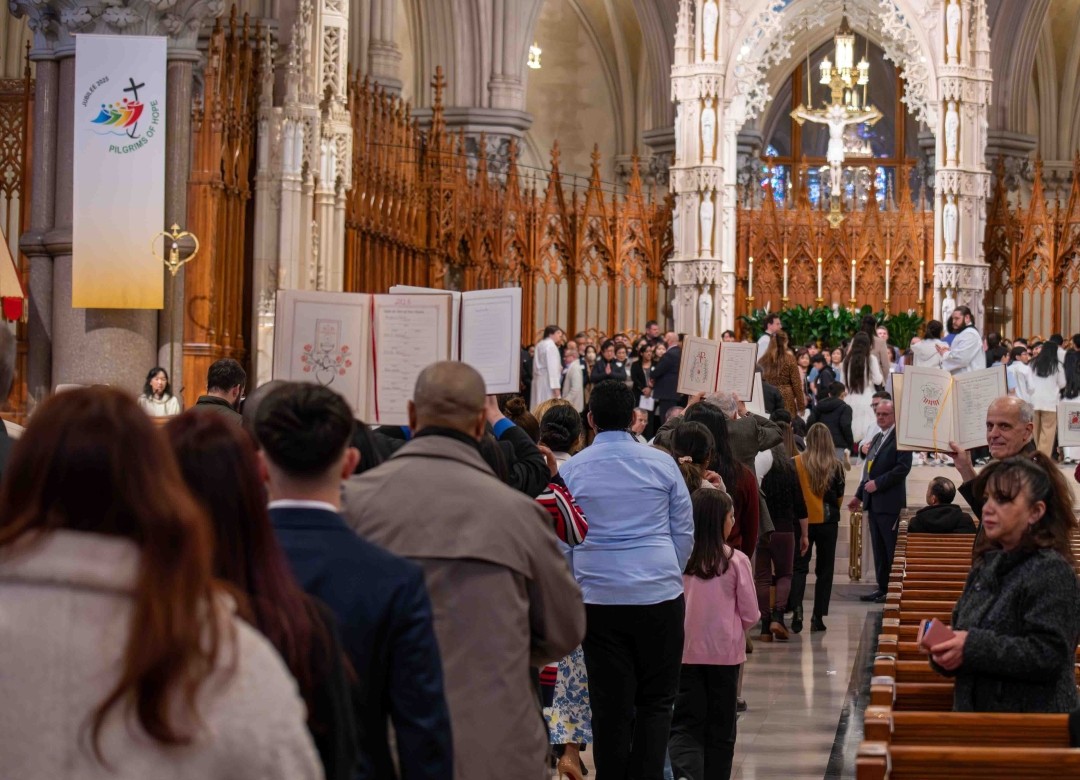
[544,645,593,745]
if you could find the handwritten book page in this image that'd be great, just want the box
[678,337,721,396]
[272,290,371,416]
[717,342,758,401]
[952,366,1008,450]
[388,286,461,359]
[745,373,766,416]
[896,366,955,452]
[461,288,522,394]
[370,294,451,425]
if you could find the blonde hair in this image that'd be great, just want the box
[533,396,573,422]
[802,423,840,496]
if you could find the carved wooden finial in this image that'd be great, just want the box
[432,66,446,109]
[550,140,561,170]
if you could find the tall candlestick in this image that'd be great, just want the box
[918,258,925,302]
[850,258,856,301]
[885,258,891,300]
[817,257,823,299]
[782,257,789,298]
[748,255,754,298]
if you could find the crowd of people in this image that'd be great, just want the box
[0,304,1078,780]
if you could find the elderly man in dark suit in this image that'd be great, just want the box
[848,400,911,602]
[651,331,684,422]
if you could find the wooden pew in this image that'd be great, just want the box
[857,743,1080,779]
[862,706,1072,747]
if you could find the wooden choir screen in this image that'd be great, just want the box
[0,55,32,420]
[984,158,1080,340]
[184,12,261,409]
[344,68,671,345]
[734,162,933,327]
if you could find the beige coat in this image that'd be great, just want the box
[0,530,322,780]
[342,433,585,780]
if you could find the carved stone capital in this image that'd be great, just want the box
[10,0,226,58]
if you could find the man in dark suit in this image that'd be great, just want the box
[256,383,453,780]
[848,400,911,602]
[651,331,684,421]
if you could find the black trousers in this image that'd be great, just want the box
[668,664,740,780]
[789,522,839,618]
[867,511,899,593]
[582,597,685,780]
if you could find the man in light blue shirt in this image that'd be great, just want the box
[560,379,694,779]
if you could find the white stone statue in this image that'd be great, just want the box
[698,286,714,339]
[946,0,961,64]
[703,0,719,61]
[941,290,956,324]
[699,192,714,255]
[701,101,717,162]
[672,202,681,249]
[675,103,683,162]
[945,101,959,164]
[791,102,881,198]
[943,195,959,258]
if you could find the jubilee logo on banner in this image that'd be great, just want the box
[73,35,166,309]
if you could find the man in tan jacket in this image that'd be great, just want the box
[343,361,585,780]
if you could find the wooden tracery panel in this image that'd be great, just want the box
[343,68,671,346]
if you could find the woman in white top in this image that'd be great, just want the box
[0,387,321,780]
[842,332,885,448]
[138,366,182,417]
[911,320,948,368]
[1029,344,1067,457]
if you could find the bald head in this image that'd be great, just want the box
[986,396,1034,459]
[409,361,486,438]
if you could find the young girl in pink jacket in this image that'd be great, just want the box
[668,489,760,780]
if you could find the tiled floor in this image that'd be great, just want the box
[555,462,1080,779]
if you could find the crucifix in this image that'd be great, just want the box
[791,102,881,200]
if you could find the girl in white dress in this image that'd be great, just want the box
[843,333,884,448]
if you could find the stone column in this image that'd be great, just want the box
[11,0,226,396]
[668,0,727,336]
[933,0,993,330]
[19,52,58,401]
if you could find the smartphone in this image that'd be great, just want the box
[919,618,956,651]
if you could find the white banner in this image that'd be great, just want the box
[73,34,166,309]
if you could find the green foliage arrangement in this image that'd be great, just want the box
[738,305,925,349]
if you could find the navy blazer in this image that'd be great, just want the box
[651,345,682,401]
[855,430,912,516]
[271,506,453,780]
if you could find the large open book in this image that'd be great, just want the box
[388,285,522,394]
[273,287,521,425]
[894,365,1008,452]
[676,337,758,400]
[1057,401,1080,447]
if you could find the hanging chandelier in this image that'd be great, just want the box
[818,15,870,109]
[527,43,542,70]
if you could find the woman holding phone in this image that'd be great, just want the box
[929,455,1080,712]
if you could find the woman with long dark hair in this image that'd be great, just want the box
[756,420,807,641]
[758,330,805,416]
[138,366,182,417]
[930,456,1080,712]
[167,413,358,779]
[1030,342,1066,458]
[843,332,884,450]
[0,388,319,777]
[683,402,760,557]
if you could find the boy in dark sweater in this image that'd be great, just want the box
[908,477,976,534]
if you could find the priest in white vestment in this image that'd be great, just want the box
[531,325,565,409]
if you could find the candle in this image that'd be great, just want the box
[885,258,891,300]
[850,258,856,300]
[748,256,754,298]
[918,258,925,301]
[817,257,823,298]
[783,257,789,298]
